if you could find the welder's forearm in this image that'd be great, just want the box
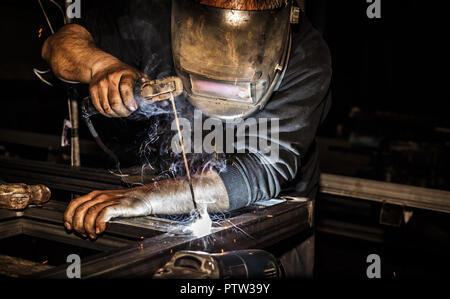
[133,171,230,214]
[41,24,120,83]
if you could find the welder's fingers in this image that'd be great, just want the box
[64,190,125,230]
[64,191,101,230]
[89,86,106,116]
[109,82,133,117]
[98,80,119,118]
[95,203,129,235]
[84,199,121,238]
[72,194,122,235]
[119,74,138,112]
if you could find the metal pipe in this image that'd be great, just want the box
[69,98,80,168]
[63,1,81,168]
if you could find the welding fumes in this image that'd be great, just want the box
[81,75,215,235]
[169,91,212,236]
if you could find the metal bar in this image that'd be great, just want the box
[0,219,23,239]
[20,201,164,240]
[69,98,81,168]
[320,173,450,213]
[21,219,132,251]
[0,157,123,193]
[0,157,122,183]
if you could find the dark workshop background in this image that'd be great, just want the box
[0,0,449,279]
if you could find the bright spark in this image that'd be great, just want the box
[184,209,212,237]
[187,214,211,236]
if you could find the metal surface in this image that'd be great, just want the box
[0,198,313,278]
[0,157,123,194]
[320,173,450,214]
[0,254,54,278]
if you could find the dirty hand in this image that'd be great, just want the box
[89,59,149,117]
[63,178,196,239]
[63,187,153,239]
[63,171,229,239]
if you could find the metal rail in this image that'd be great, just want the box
[320,173,450,214]
[0,157,123,194]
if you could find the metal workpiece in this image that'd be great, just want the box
[0,183,51,210]
[0,198,313,278]
[320,173,450,214]
[0,157,124,194]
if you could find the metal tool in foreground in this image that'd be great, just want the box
[153,249,281,279]
[0,184,51,210]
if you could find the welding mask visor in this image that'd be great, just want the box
[171,0,293,121]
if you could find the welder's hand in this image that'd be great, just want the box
[89,60,150,117]
[63,171,229,239]
[63,187,153,239]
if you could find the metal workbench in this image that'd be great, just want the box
[0,198,313,278]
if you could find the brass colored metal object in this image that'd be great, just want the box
[0,183,51,210]
[140,76,183,103]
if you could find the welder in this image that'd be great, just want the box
[41,0,331,278]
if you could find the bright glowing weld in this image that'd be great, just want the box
[184,210,212,237]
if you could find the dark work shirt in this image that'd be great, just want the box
[74,0,332,210]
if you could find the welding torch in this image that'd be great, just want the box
[79,76,184,166]
[81,76,184,117]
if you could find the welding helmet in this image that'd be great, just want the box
[171,0,299,121]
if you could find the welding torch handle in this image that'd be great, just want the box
[81,96,100,117]
[81,76,183,118]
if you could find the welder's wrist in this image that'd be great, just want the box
[90,55,123,79]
